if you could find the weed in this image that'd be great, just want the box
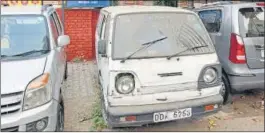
[72,57,83,62]
[90,77,107,131]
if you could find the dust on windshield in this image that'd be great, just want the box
[239,7,264,37]
[112,12,215,59]
[1,15,49,58]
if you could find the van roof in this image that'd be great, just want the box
[102,6,194,16]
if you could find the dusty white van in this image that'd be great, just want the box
[95,6,224,127]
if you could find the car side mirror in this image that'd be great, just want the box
[57,35,70,47]
[98,40,107,57]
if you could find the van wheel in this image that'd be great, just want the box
[222,74,233,105]
[56,94,64,131]
[100,91,114,129]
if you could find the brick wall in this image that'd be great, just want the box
[56,9,99,61]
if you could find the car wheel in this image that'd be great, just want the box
[64,63,68,80]
[222,74,233,105]
[56,94,64,131]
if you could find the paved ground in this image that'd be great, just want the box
[62,62,264,131]
[62,62,98,131]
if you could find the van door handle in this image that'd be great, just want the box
[156,97,167,101]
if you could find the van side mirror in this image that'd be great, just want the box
[98,40,107,56]
[57,35,70,47]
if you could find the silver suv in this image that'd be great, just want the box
[194,2,264,103]
[1,5,70,131]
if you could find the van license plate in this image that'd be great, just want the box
[153,108,192,122]
[261,50,264,58]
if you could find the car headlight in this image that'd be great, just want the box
[23,73,52,111]
[115,75,135,94]
[203,68,217,84]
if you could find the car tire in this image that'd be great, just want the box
[222,73,233,105]
[64,63,68,80]
[56,94,64,131]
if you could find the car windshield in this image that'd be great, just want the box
[238,7,264,37]
[1,15,49,58]
[112,12,215,59]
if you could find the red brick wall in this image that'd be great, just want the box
[56,9,100,61]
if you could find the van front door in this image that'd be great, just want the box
[95,12,109,90]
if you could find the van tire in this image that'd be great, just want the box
[222,73,233,105]
[100,92,114,129]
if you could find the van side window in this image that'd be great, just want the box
[198,10,222,33]
[49,14,59,45]
[100,15,107,40]
[96,14,104,36]
[104,15,110,41]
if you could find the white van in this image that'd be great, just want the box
[95,6,224,128]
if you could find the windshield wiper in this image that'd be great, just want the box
[1,55,9,58]
[120,36,167,63]
[166,45,208,60]
[12,49,50,57]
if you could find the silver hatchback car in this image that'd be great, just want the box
[194,2,264,103]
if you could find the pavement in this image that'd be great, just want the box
[62,62,264,131]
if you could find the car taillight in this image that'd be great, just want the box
[256,2,264,6]
[229,33,246,64]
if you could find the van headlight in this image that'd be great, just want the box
[23,73,52,111]
[203,68,217,84]
[115,75,135,94]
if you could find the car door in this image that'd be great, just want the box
[51,12,65,83]
[197,8,225,62]
[49,13,64,88]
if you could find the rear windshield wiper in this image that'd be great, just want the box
[166,45,208,60]
[120,36,167,63]
[12,49,50,57]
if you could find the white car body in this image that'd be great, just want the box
[1,5,69,131]
[96,6,224,127]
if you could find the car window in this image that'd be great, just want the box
[1,15,49,57]
[238,7,264,37]
[52,12,63,35]
[49,15,59,45]
[198,9,222,33]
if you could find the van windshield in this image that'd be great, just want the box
[1,15,49,58]
[238,7,264,37]
[112,13,215,59]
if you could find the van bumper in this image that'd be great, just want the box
[106,94,223,127]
